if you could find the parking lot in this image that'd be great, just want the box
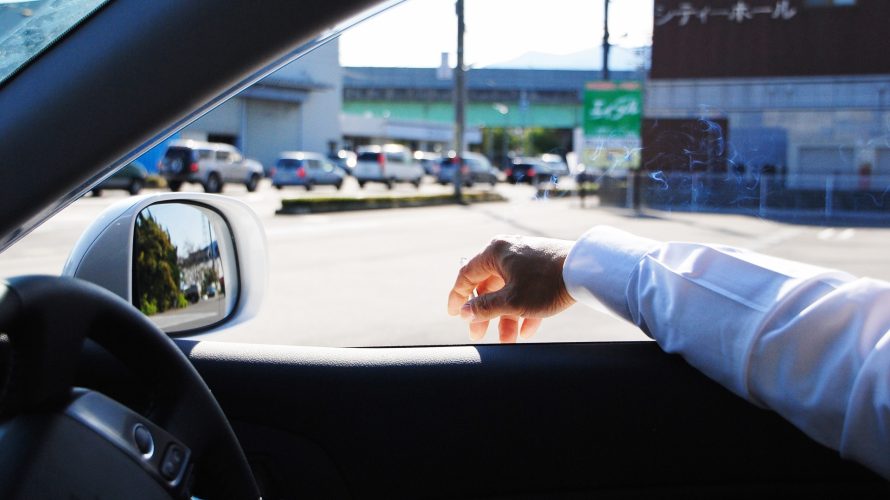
[3,177,890,347]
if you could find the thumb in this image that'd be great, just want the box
[461,287,519,322]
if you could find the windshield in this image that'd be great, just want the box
[0,0,106,84]
[276,159,305,168]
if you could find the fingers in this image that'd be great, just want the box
[500,317,541,343]
[465,277,504,341]
[465,285,524,322]
[519,317,542,339]
[498,315,520,344]
[447,253,498,316]
[470,315,541,343]
[469,320,489,341]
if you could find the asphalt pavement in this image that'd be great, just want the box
[3,176,889,347]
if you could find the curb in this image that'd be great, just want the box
[276,191,507,215]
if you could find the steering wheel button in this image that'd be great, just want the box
[132,424,154,457]
[160,444,185,480]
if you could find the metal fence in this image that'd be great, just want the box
[597,172,890,225]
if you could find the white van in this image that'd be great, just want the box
[353,144,424,189]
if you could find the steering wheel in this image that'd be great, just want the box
[0,276,260,499]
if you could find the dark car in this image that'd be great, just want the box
[436,153,498,187]
[91,161,148,196]
[415,151,441,175]
[505,160,553,185]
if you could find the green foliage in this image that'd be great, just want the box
[527,128,564,156]
[177,293,188,309]
[133,212,182,314]
[139,296,158,316]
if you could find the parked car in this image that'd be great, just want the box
[414,151,441,176]
[328,149,357,176]
[505,159,554,184]
[352,144,424,189]
[158,140,263,193]
[540,153,570,177]
[91,161,148,196]
[184,283,201,304]
[436,152,498,187]
[271,151,345,190]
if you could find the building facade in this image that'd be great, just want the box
[178,40,343,172]
[342,67,638,156]
[645,0,890,190]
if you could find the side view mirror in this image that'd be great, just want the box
[63,193,267,334]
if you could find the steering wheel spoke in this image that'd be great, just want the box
[0,276,259,499]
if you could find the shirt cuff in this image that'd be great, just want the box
[562,226,659,322]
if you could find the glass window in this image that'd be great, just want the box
[2,0,889,350]
[357,152,381,162]
[215,151,231,162]
[805,0,856,6]
[276,159,303,169]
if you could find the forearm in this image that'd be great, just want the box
[563,226,890,478]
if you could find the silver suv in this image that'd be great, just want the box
[159,140,264,193]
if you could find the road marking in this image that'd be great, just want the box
[817,228,855,241]
[263,212,453,238]
[749,227,806,251]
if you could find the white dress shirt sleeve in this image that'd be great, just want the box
[562,225,890,479]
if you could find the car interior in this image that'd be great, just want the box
[0,0,887,498]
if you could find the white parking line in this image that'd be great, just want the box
[749,227,806,251]
[817,228,855,241]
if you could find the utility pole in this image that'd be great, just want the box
[602,0,610,81]
[453,0,466,200]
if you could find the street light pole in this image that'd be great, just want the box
[602,0,610,81]
[454,0,466,199]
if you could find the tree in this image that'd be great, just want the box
[527,128,566,156]
[133,212,183,315]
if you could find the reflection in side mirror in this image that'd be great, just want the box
[132,203,238,333]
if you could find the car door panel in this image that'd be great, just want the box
[168,340,885,499]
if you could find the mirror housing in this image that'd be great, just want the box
[63,193,267,334]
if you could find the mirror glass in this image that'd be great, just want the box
[132,203,238,333]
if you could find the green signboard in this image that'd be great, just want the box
[580,81,642,170]
[583,81,642,137]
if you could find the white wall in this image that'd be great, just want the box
[292,39,343,154]
[180,38,343,167]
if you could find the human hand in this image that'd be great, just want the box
[447,235,576,343]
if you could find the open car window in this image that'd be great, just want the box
[0,0,889,349]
